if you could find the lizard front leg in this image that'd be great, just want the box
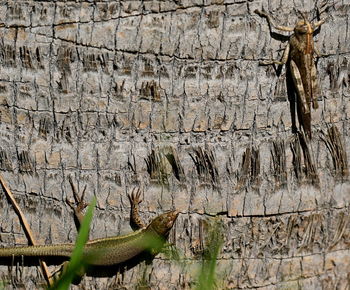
[128,187,146,231]
[127,188,178,258]
[66,176,88,231]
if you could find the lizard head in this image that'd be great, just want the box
[148,210,179,237]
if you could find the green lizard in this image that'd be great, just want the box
[0,186,179,268]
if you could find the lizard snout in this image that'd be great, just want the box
[166,210,179,227]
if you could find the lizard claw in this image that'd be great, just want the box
[67,176,88,215]
[127,187,146,230]
[127,187,143,207]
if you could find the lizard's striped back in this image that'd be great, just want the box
[0,243,74,258]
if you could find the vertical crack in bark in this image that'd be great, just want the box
[320,125,349,180]
[0,42,16,67]
[140,80,161,102]
[270,139,287,189]
[236,146,260,190]
[190,147,219,186]
[299,133,319,187]
[38,117,50,140]
[145,149,170,184]
[17,151,34,174]
[164,146,185,182]
[290,135,303,182]
[299,213,323,251]
[145,147,183,183]
[328,212,349,250]
[0,150,13,171]
[290,133,319,186]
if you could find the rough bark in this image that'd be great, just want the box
[0,0,349,289]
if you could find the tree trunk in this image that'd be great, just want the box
[0,1,349,289]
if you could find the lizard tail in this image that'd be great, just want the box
[0,243,74,258]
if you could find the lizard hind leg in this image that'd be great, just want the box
[54,261,85,285]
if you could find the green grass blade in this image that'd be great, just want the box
[195,218,224,290]
[49,196,97,290]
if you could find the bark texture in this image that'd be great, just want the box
[0,0,349,289]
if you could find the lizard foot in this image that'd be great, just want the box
[127,187,146,230]
[66,176,89,228]
[127,187,143,207]
[54,261,84,285]
[66,176,88,214]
